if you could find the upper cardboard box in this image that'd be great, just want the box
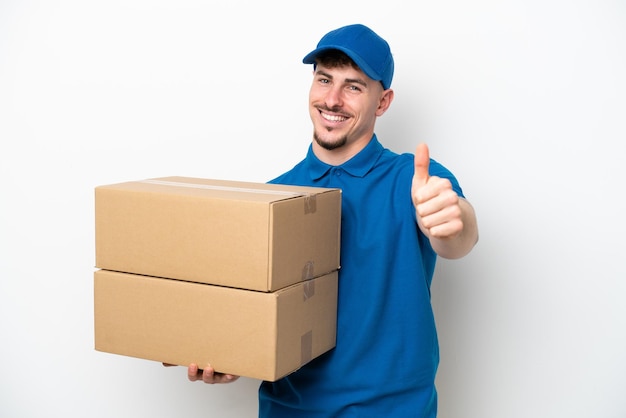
[95,176,341,292]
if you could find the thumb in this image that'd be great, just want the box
[413,143,430,188]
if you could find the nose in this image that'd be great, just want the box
[324,85,343,109]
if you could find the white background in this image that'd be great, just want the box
[1,1,625,417]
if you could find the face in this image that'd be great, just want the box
[308,63,393,158]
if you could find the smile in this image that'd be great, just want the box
[321,111,348,122]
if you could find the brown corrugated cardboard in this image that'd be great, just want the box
[94,269,338,382]
[95,176,341,292]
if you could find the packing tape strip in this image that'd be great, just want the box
[301,330,313,365]
[140,179,306,197]
[301,261,315,282]
[141,179,317,214]
[303,194,317,214]
[303,280,315,301]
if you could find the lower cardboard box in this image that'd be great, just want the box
[94,269,338,382]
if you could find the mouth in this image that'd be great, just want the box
[320,109,349,123]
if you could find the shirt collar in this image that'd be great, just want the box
[306,135,384,180]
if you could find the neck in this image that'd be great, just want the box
[311,135,373,166]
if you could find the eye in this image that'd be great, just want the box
[315,76,331,85]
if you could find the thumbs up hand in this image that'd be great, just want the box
[411,143,464,241]
[411,143,478,259]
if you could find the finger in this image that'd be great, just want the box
[188,363,239,384]
[426,215,464,239]
[187,363,202,381]
[214,372,240,383]
[413,143,430,188]
[202,365,217,383]
[415,178,456,217]
[202,365,236,384]
[419,197,461,230]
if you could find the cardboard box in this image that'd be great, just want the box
[95,176,341,292]
[94,269,338,382]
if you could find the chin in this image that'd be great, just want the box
[314,134,347,151]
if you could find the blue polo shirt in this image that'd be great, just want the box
[259,135,464,417]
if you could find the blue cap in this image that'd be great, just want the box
[302,24,394,90]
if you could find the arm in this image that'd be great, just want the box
[411,143,479,259]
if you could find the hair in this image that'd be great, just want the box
[314,49,359,71]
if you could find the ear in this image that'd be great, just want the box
[376,88,394,116]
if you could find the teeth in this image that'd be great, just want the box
[322,112,347,122]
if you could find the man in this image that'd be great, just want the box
[187,23,479,417]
